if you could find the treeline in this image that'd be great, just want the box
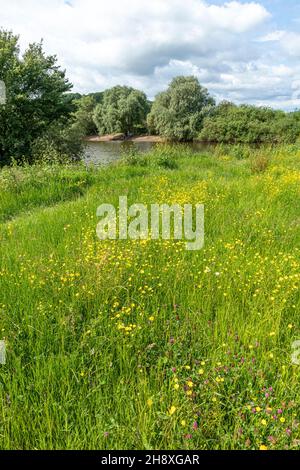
[80,80,300,144]
[1,29,300,166]
[200,102,300,144]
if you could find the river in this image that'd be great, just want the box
[83,141,213,165]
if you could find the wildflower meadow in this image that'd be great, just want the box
[0,144,300,450]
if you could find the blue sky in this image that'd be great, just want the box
[210,0,300,28]
[0,0,299,109]
[252,0,300,28]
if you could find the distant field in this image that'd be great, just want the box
[0,145,300,450]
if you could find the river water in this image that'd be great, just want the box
[83,141,213,165]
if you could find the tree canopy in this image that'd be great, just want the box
[147,76,215,141]
[70,95,98,137]
[200,102,300,144]
[0,29,72,164]
[93,85,150,136]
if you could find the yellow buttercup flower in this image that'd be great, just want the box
[259,445,268,451]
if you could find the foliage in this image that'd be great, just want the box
[0,30,73,164]
[31,95,100,163]
[87,91,104,104]
[69,95,98,137]
[93,85,150,136]
[147,76,215,141]
[123,144,194,169]
[30,123,84,164]
[62,92,83,113]
[250,152,271,174]
[200,101,300,144]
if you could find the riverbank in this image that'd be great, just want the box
[85,134,166,143]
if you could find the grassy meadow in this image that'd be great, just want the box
[0,144,300,450]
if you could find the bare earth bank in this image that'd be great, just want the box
[84,134,166,143]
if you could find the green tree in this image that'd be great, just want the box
[87,91,103,104]
[200,102,300,144]
[147,76,215,141]
[0,30,72,164]
[93,85,149,136]
[70,95,98,137]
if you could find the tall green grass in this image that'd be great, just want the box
[0,145,300,450]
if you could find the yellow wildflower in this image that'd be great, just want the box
[259,445,268,451]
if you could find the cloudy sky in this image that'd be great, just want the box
[0,0,300,109]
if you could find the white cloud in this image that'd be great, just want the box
[258,30,286,42]
[259,29,300,58]
[280,32,300,58]
[0,0,299,109]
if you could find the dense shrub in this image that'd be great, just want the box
[30,123,84,164]
[200,102,300,144]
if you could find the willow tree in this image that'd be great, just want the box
[147,76,215,141]
[93,85,150,136]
